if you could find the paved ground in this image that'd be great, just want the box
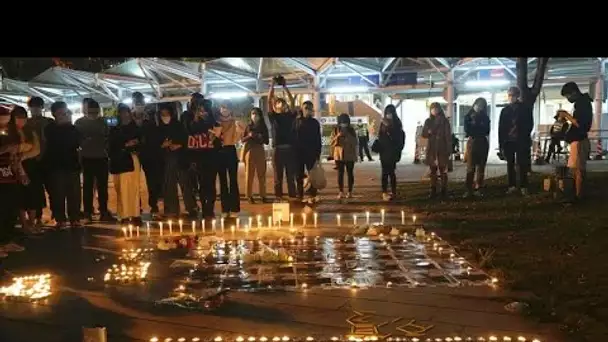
[5,160,607,341]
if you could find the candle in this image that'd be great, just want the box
[401,210,405,225]
[231,225,235,236]
[302,213,307,227]
[146,222,150,237]
[212,219,217,232]
[221,218,225,231]
[413,215,417,225]
[236,218,240,230]
[159,222,164,236]
[290,213,294,228]
[366,211,370,225]
[268,216,272,229]
[353,214,358,226]
[122,227,128,238]
[202,220,206,234]
[136,226,140,238]
[248,217,253,230]
[192,221,196,234]
[257,215,262,230]
[179,219,183,234]
[128,224,133,238]
[336,214,341,227]
[381,209,385,224]
[313,212,318,227]
[168,220,173,235]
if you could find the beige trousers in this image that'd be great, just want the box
[244,145,267,198]
[113,154,142,219]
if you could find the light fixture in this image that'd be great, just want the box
[209,92,248,99]
[464,79,510,88]
[327,86,369,94]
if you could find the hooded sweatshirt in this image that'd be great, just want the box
[565,93,592,143]
[464,109,490,138]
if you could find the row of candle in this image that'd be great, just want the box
[122,211,419,239]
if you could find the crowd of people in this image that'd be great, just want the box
[0,79,593,258]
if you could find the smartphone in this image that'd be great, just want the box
[105,117,118,127]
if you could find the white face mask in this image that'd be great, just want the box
[161,116,171,124]
[473,104,481,113]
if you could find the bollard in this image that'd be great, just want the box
[83,326,107,342]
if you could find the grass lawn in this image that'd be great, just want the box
[397,171,608,342]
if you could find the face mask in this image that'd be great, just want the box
[339,123,348,128]
[58,115,71,124]
[473,104,481,113]
[134,105,145,114]
[567,96,576,103]
[431,109,439,116]
[0,116,9,126]
[161,116,171,124]
[385,114,393,120]
[15,118,26,129]
[251,115,259,122]
[30,108,42,117]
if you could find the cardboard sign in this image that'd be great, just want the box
[272,202,290,223]
[319,116,369,126]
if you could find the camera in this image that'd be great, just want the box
[273,75,286,86]
[105,117,118,127]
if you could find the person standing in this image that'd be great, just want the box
[294,101,322,203]
[498,86,533,196]
[109,104,142,225]
[242,107,269,204]
[217,101,244,218]
[330,113,358,199]
[182,94,221,219]
[75,99,115,223]
[422,102,452,199]
[559,81,593,201]
[44,102,82,229]
[356,119,373,162]
[157,103,197,220]
[267,76,297,201]
[375,105,405,201]
[26,96,53,226]
[463,98,490,198]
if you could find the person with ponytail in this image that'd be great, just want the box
[242,107,270,203]
[422,102,452,199]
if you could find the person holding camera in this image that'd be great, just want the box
[75,99,115,223]
[267,75,298,201]
[295,100,322,202]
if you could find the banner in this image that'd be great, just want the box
[319,116,369,125]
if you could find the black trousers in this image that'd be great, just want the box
[49,169,81,223]
[358,137,372,161]
[0,183,20,244]
[21,158,46,212]
[163,155,198,216]
[218,146,240,213]
[81,157,109,215]
[337,161,355,193]
[381,159,397,194]
[273,145,297,198]
[297,156,317,198]
[141,158,164,213]
[195,155,218,218]
[503,140,531,188]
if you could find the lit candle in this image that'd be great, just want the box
[236,218,240,230]
[257,215,262,230]
[168,220,173,235]
[192,221,196,234]
[231,225,235,236]
[381,209,385,224]
[314,212,318,227]
[353,214,358,226]
[212,219,216,232]
[159,222,164,236]
[202,220,206,234]
[146,222,150,237]
[413,215,417,225]
[248,217,253,230]
[336,214,341,227]
[122,227,128,239]
[128,224,133,238]
[302,213,307,227]
[290,213,294,228]
[221,218,225,231]
[366,211,370,225]
[179,219,183,234]
[136,226,140,238]
[268,216,272,229]
[401,210,405,225]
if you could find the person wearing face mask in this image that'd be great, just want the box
[75,99,115,223]
[0,106,29,257]
[109,104,143,225]
[463,98,491,198]
[157,104,197,220]
[217,100,245,218]
[422,103,452,199]
[26,96,53,225]
[498,86,533,196]
[330,113,358,199]
[242,107,270,204]
[133,92,164,218]
[294,101,322,203]
[44,101,83,229]
[558,82,593,202]
[182,93,221,219]
[10,106,42,234]
[267,77,298,201]
[375,105,405,201]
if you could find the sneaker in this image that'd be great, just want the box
[70,220,83,228]
[3,242,25,252]
[506,186,518,195]
[473,190,483,198]
[56,221,69,230]
[382,192,391,201]
[346,192,353,199]
[337,192,345,199]
[131,217,143,226]
[275,196,284,203]
[260,197,269,203]
[229,212,239,218]
[82,214,93,224]
[247,197,255,204]
[99,212,117,223]
[463,192,472,199]
[221,212,230,219]
[520,188,529,197]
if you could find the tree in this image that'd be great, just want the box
[516,57,550,106]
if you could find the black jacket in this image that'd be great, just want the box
[565,93,593,143]
[377,122,405,163]
[268,111,297,147]
[157,116,188,168]
[243,119,270,146]
[498,102,533,148]
[138,118,162,162]
[464,110,490,139]
[43,122,81,172]
[294,116,322,160]
[108,122,140,175]
[181,110,221,164]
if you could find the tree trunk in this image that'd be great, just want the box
[516,57,550,106]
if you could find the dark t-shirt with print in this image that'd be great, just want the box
[268,111,297,147]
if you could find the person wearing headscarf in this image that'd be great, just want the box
[330,113,358,199]
[242,107,269,203]
[463,97,490,198]
[376,105,405,201]
[422,102,452,199]
[217,100,245,218]
[157,103,197,220]
[294,101,322,203]
[108,103,142,225]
